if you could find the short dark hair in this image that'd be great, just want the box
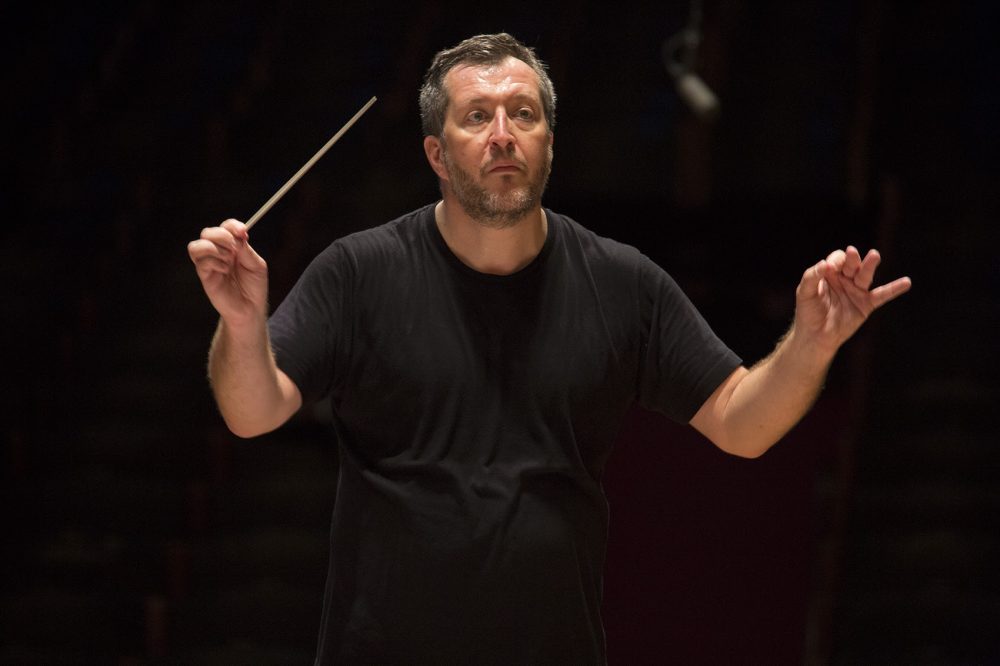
[419,33,556,137]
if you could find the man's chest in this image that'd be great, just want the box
[347,266,634,403]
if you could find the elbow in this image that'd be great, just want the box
[227,424,267,439]
[224,420,266,440]
[220,412,278,439]
[212,391,299,440]
[713,433,773,459]
[731,444,769,460]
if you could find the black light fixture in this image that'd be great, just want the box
[663,0,720,121]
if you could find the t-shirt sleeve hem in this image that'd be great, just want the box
[269,336,316,405]
[674,351,743,423]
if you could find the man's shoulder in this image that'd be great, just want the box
[547,208,644,266]
[303,204,434,274]
[334,203,435,255]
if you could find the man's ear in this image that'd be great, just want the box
[423,135,448,181]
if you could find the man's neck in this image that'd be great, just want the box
[434,200,548,275]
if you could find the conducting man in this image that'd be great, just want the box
[188,32,910,665]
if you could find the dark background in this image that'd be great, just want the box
[4,1,998,663]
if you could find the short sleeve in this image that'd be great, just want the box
[635,254,742,422]
[267,241,354,404]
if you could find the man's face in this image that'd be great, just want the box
[430,56,553,228]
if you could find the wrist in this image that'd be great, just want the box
[780,325,837,374]
[217,313,269,348]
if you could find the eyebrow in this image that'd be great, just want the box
[459,92,540,107]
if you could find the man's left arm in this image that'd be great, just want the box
[689,246,912,458]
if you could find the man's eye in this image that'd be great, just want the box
[515,108,535,121]
[467,111,486,123]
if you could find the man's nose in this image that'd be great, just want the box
[488,110,515,151]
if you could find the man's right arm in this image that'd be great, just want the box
[188,219,302,438]
[207,317,302,437]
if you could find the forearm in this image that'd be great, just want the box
[208,317,301,438]
[716,327,834,457]
[693,245,910,458]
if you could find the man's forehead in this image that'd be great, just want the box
[445,57,541,104]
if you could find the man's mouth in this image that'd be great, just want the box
[486,161,524,174]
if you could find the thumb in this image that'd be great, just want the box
[235,238,267,272]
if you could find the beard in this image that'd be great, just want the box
[441,142,553,229]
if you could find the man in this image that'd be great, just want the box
[188,33,910,664]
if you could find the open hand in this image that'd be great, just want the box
[794,246,911,355]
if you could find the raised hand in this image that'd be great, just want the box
[187,219,269,327]
[794,246,912,356]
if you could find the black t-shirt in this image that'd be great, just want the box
[268,203,742,664]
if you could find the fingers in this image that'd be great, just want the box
[220,218,249,243]
[825,249,846,271]
[832,273,875,318]
[870,276,912,309]
[186,241,231,272]
[854,248,881,289]
[188,238,231,271]
[823,246,885,289]
[842,246,862,280]
[798,259,829,301]
[188,219,251,267]
[818,246,911,312]
[187,218,270,296]
[203,219,247,253]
